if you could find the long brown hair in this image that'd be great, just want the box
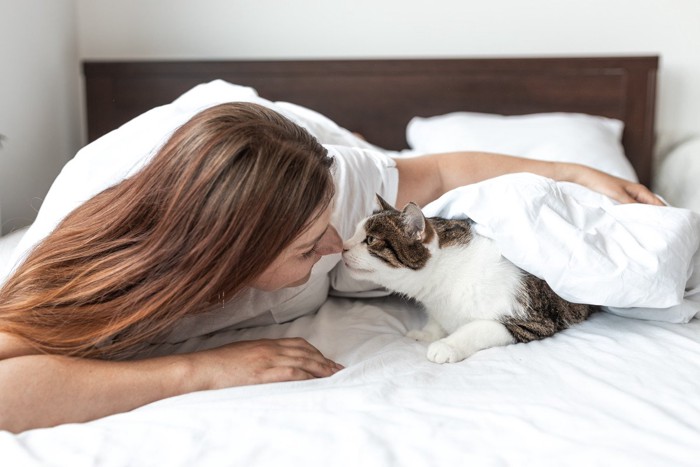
[0,102,334,359]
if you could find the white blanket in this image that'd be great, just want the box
[2,296,699,466]
[421,173,700,323]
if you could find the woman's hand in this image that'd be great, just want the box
[0,335,342,432]
[557,163,665,206]
[186,337,344,390]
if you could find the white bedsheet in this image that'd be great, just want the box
[2,295,699,466]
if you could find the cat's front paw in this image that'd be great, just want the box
[407,329,439,343]
[426,340,469,363]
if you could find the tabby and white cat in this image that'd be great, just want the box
[342,196,597,363]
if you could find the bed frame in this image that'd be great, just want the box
[83,56,658,185]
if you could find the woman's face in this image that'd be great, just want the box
[250,205,342,291]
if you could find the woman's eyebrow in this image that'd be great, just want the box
[296,226,329,250]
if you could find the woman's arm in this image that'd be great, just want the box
[393,151,664,208]
[0,334,341,433]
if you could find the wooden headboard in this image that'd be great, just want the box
[83,56,658,185]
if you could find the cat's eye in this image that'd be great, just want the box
[364,235,376,245]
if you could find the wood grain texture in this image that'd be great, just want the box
[83,56,658,185]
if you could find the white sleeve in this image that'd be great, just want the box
[324,145,398,240]
[324,144,398,295]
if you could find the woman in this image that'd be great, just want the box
[0,101,662,433]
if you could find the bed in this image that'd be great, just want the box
[2,56,700,466]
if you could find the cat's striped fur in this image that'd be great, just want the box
[342,196,598,363]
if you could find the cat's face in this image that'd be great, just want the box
[342,196,437,283]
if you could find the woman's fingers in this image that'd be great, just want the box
[202,337,344,387]
[275,336,323,353]
[625,184,665,206]
[579,166,665,206]
[274,337,344,370]
[265,356,342,381]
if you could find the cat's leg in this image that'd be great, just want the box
[427,320,515,363]
[406,316,446,343]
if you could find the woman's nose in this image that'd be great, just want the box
[317,225,343,256]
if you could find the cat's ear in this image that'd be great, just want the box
[375,194,396,212]
[401,202,427,241]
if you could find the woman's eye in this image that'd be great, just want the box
[301,246,318,259]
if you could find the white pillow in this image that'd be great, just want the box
[274,101,386,151]
[9,80,264,273]
[0,227,28,285]
[406,112,638,182]
[654,136,700,213]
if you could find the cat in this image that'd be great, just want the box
[341,195,598,363]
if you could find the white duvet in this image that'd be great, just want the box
[420,173,700,323]
[2,295,699,466]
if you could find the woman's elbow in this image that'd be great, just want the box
[0,408,23,434]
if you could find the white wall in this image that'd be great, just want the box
[0,0,80,235]
[3,0,700,233]
[76,0,700,154]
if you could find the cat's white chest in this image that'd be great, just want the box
[413,236,524,331]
